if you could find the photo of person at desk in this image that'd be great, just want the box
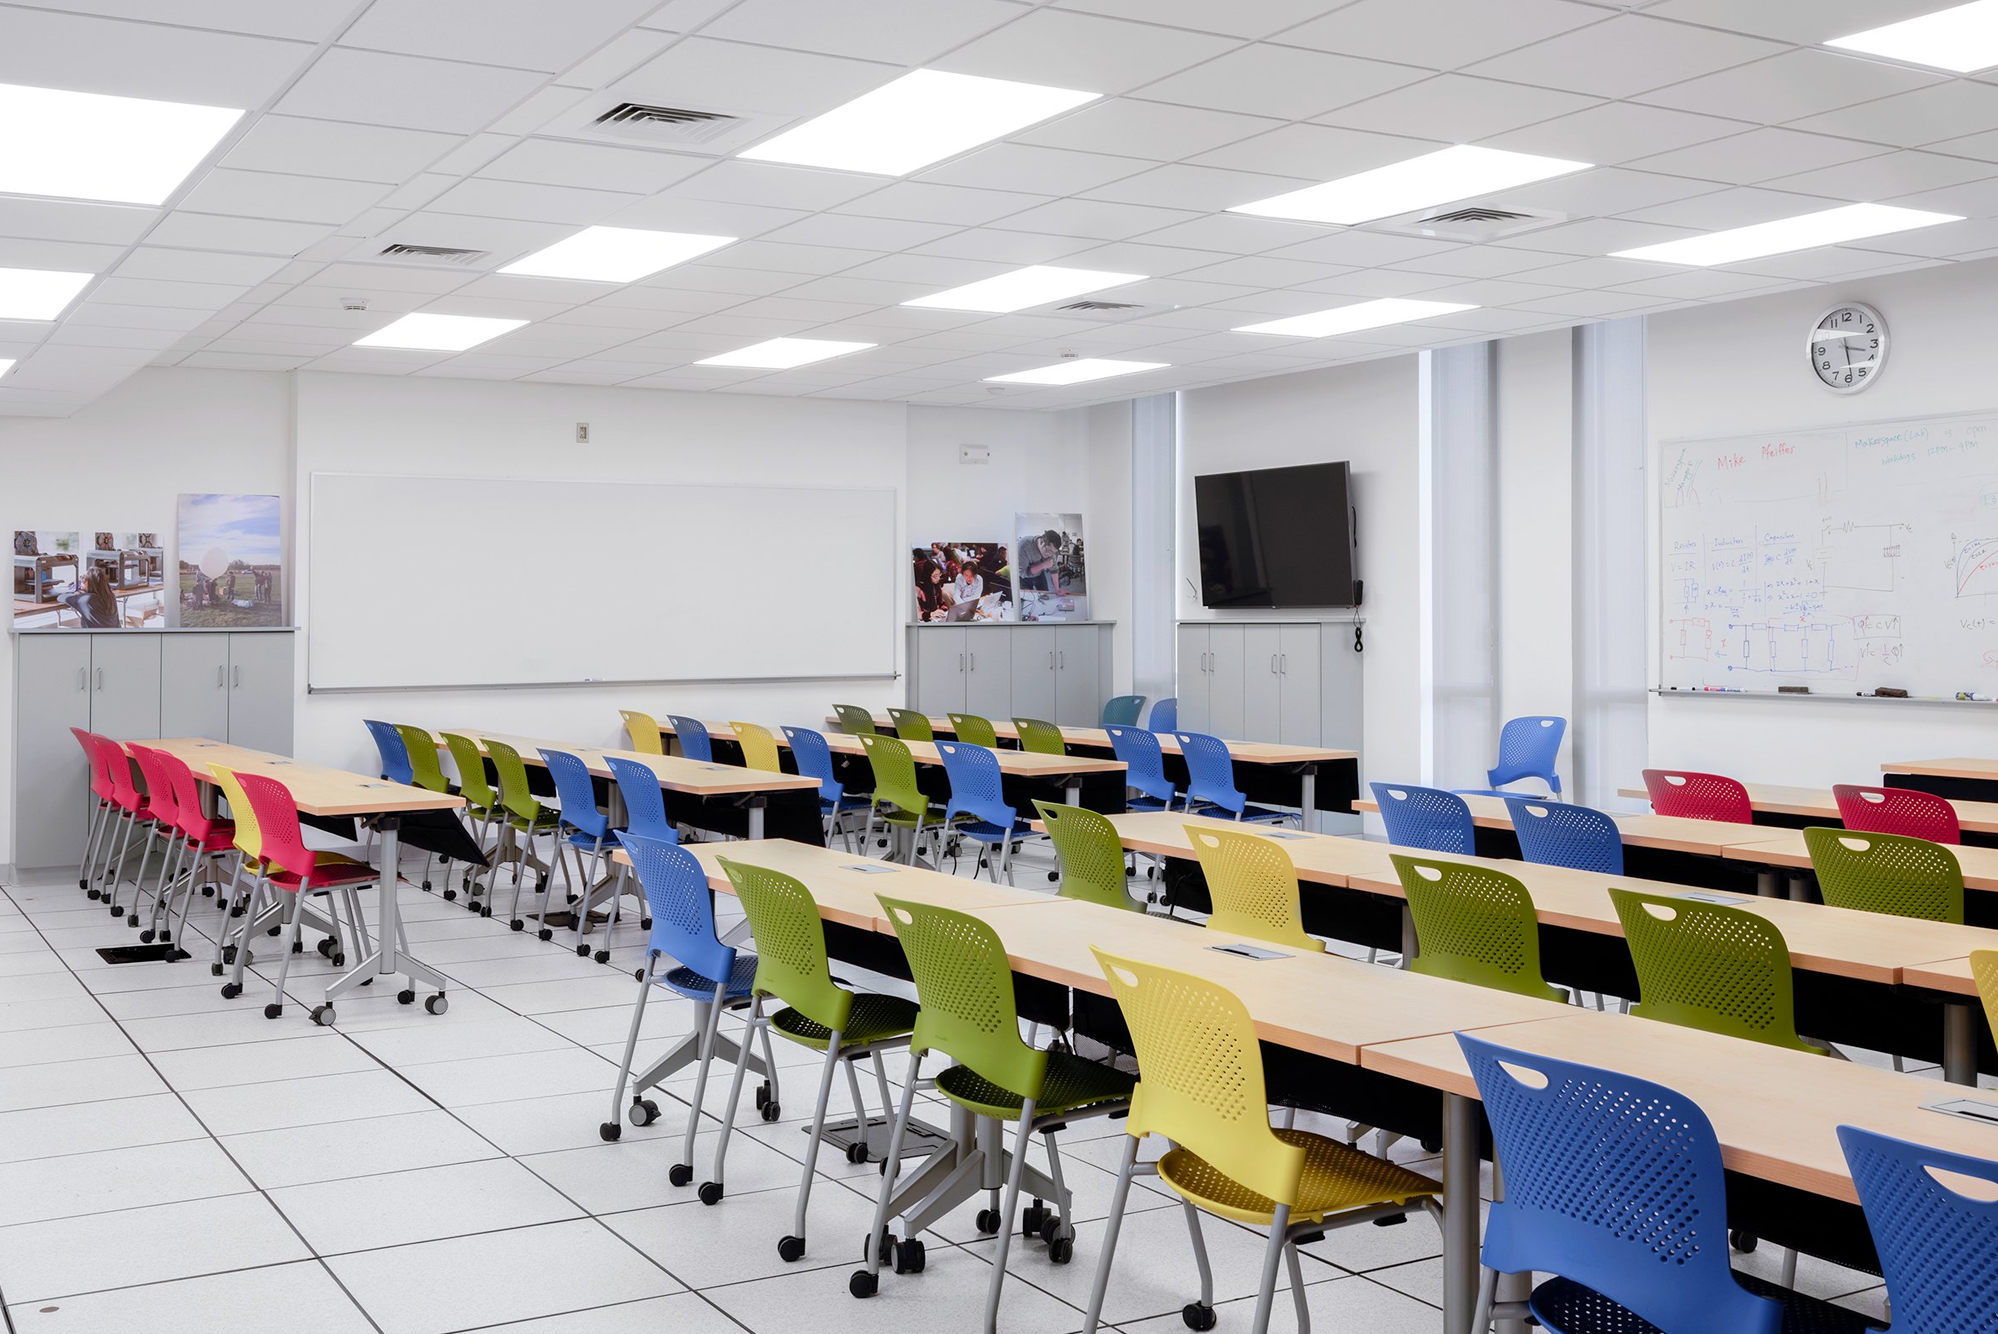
[1017,528,1065,594]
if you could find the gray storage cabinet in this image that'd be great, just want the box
[905,623,1115,727]
[1174,621,1359,752]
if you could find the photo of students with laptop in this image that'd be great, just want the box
[911,541,1014,622]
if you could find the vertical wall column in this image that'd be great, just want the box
[1130,393,1176,713]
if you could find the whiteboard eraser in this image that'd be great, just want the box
[1874,687,1907,698]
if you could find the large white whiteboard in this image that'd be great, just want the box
[309,473,897,690]
[1660,411,1998,698]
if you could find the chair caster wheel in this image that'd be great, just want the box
[537,928,552,941]
[425,993,448,1015]
[109,903,122,917]
[480,906,493,918]
[633,967,645,980]
[127,913,139,927]
[576,944,590,957]
[594,950,610,964]
[1732,1230,1758,1253]
[846,1141,869,1164]
[422,881,433,892]
[263,1003,282,1019]
[698,1181,724,1206]
[848,1270,877,1299]
[1021,1203,1046,1237]
[397,989,415,1005]
[311,1005,336,1027]
[509,919,524,931]
[893,1238,925,1273]
[1040,1215,1064,1245]
[777,1234,804,1262]
[267,925,280,937]
[1183,1302,1217,1331]
[975,1208,1000,1234]
[760,1101,780,1122]
[291,940,303,954]
[87,888,100,900]
[220,982,241,999]
[139,929,154,943]
[1048,1235,1072,1265]
[317,937,333,957]
[1421,1137,1440,1153]
[442,889,456,902]
[754,1081,771,1110]
[221,946,236,965]
[640,918,651,930]
[599,1122,621,1142]
[331,954,344,967]
[211,963,223,977]
[669,1163,693,1187]
[203,886,216,897]
[628,1099,660,1127]
[1047,872,1058,883]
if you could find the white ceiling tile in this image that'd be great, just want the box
[221,117,458,185]
[376,212,573,255]
[1055,0,1347,38]
[1175,255,1357,288]
[177,169,389,225]
[1507,255,1674,288]
[1510,290,1674,316]
[375,175,457,212]
[1768,152,1998,203]
[145,213,336,256]
[602,195,809,237]
[0,198,154,246]
[588,285,741,313]
[1082,164,1315,213]
[427,177,641,225]
[45,324,184,350]
[634,263,801,295]
[114,249,288,286]
[1492,216,1700,255]
[840,253,1012,285]
[312,347,455,371]
[1630,128,1885,186]
[1433,305,1587,332]
[700,241,880,275]
[763,215,960,250]
[489,86,594,136]
[445,273,626,304]
[1137,45,1428,121]
[0,237,124,271]
[555,28,677,91]
[1294,267,1481,298]
[1060,241,1253,278]
[1259,228,1460,267]
[275,48,549,133]
[1484,100,1747,166]
[705,0,1018,63]
[1104,277,1265,307]
[1015,98,1284,162]
[430,134,520,176]
[1384,246,1569,279]
[1611,268,1791,300]
[831,181,1049,226]
[311,263,481,295]
[1280,0,1603,71]
[338,0,663,74]
[271,285,431,316]
[778,274,940,305]
[619,38,893,119]
[1319,74,1601,142]
[1636,49,1940,124]
[1617,185,1850,231]
[2,0,358,41]
[1642,0,1956,44]
[479,140,709,193]
[1128,213,1329,255]
[904,231,1091,268]
[1479,166,1722,216]
[88,276,249,309]
[934,10,1236,98]
[1793,81,1998,150]
[725,295,884,324]
[919,144,1151,197]
[0,7,311,105]
[1398,276,1572,305]
[1838,216,1998,257]
[988,197,1202,240]
[665,161,885,211]
[63,302,213,331]
[1709,246,1942,281]
[1882,175,1998,220]
[1187,123,1442,180]
[1467,15,1783,99]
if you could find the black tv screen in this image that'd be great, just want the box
[1194,461,1358,608]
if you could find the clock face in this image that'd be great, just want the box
[1811,303,1886,393]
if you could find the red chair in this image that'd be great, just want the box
[142,748,240,953]
[1831,783,1960,845]
[229,769,377,1023]
[88,735,157,918]
[1641,768,1754,823]
[123,744,184,935]
[71,727,117,900]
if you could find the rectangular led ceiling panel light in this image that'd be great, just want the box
[1231,145,1591,225]
[1828,0,1998,71]
[696,337,876,368]
[0,267,92,320]
[1613,203,1961,266]
[739,69,1099,176]
[986,358,1168,385]
[353,313,529,351]
[0,83,241,206]
[1234,297,1478,338]
[904,265,1147,313]
[499,226,736,282]
[0,359,14,378]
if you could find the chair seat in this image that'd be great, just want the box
[190,821,236,852]
[1157,1128,1439,1227]
[661,954,759,1002]
[1125,795,1175,812]
[822,795,871,814]
[1187,801,1290,824]
[270,853,380,892]
[771,993,919,1050]
[1454,787,1556,801]
[507,809,562,832]
[875,804,946,828]
[935,1050,1135,1120]
[1529,1274,1883,1334]
[954,817,1031,844]
[563,827,614,849]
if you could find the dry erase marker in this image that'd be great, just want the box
[1959,692,1995,702]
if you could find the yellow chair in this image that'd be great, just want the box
[1183,825,1323,954]
[618,709,664,755]
[1083,949,1441,1334]
[1973,949,1998,1043]
[730,721,782,774]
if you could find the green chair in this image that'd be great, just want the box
[1607,887,1826,1054]
[886,707,933,743]
[832,704,877,736]
[1034,800,1140,911]
[857,734,942,864]
[853,895,1135,1325]
[947,713,999,749]
[1184,824,1323,954]
[394,724,458,898]
[716,859,918,1262]
[1013,717,1066,756]
[441,731,503,911]
[1389,853,1566,1002]
[1804,826,1964,923]
[482,737,565,936]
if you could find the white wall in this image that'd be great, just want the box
[1647,257,1998,782]
[1496,329,1575,777]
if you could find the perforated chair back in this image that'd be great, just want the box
[1505,798,1623,875]
[1147,697,1177,733]
[1833,783,1960,845]
[886,707,933,743]
[125,744,178,832]
[396,726,452,794]
[1370,782,1475,855]
[1838,1125,1998,1334]
[1013,717,1066,756]
[538,749,609,839]
[1176,732,1246,815]
[74,728,113,803]
[1642,768,1753,823]
[947,713,999,749]
[832,704,877,736]
[721,858,851,1035]
[1608,887,1818,1052]
[232,769,320,884]
[156,749,220,845]
[1391,853,1564,1001]
[99,736,144,814]
[1095,948,1302,1206]
[1100,695,1145,727]
[1104,725,1175,805]
[1973,951,1998,1067]
[666,715,713,762]
[483,738,544,823]
[730,721,782,773]
[1035,800,1138,911]
[1459,1033,1783,1334]
[208,764,263,864]
[1184,824,1320,953]
[617,709,664,755]
[1488,716,1565,795]
[781,727,844,807]
[363,719,414,785]
[605,755,677,844]
[619,832,731,978]
[1804,826,1963,923]
[936,740,1014,831]
[858,733,927,821]
[878,895,1045,1099]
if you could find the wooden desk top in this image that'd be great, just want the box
[1362,1009,1998,1203]
[1884,757,1998,781]
[147,738,464,817]
[1615,781,1998,835]
[819,713,1353,765]
[1724,829,1998,894]
[1356,792,1782,856]
[1101,812,1399,885]
[436,730,820,797]
[1901,956,1982,998]
[815,729,1126,778]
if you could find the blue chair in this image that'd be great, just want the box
[1100,695,1145,727]
[603,833,778,1199]
[362,719,414,785]
[605,755,678,852]
[1839,1125,1998,1334]
[1460,1032,1880,1334]
[1175,732,1290,825]
[1370,782,1475,855]
[1504,797,1623,876]
[1103,725,1176,811]
[1459,716,1565,799]
[1147,697,1177,734]
[935,740,1033,882]
[539,748,635,963]
[668,715,714,763]
[782,726,869,851]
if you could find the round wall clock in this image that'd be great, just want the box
[1810,302,1887,393]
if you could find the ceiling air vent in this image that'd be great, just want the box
[1420,207,1533,226]
[591,102,741,145]
[1058,300,1143,312]
[1375,203,1568,243]
[377,243,489,266]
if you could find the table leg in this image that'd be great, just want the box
[1301,768,1316,834]
[748,801,765,841]
[1065,779,1081,807]
[325,816,449,1007]
[1442,1091,1481,1334]
[1944,1001,1977,1086]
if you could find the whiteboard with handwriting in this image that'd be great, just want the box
[1660,410,1998,697]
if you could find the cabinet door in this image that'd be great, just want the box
[227,633,294,754]
[14,635,94,870]
[1053,625,1100,727]
[1174,626,1208,733]
[964,634,1011,720]
[161,634,230,741]
[89,634,161,741]
[1241,625,1282,742]
[1277,625,1322,746]
[1010,626,1057,723]
[912,628,967,715]
[1205,625,1246,739]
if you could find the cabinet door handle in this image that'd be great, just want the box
[958,652,964,671]
[1049,651,1055,669]
[217,665,226,688]
[1059,651,1065,669]
[969,652,975,671]
[95,667,103,691]
[1281,654,1287,674]
[76,667,86,691]
[232,665,242,688]
[1271,654,1278,673]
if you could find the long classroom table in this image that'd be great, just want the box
[1616,779,1998,845]
[1883,756,1998,806]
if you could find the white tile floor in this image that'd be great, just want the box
[0,847,1899,1334]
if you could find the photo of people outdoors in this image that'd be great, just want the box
[176,493,284,628]
[911,541,1014,622]
[1012,513,1088,621]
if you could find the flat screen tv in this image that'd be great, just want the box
[1193,461,1359,608]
